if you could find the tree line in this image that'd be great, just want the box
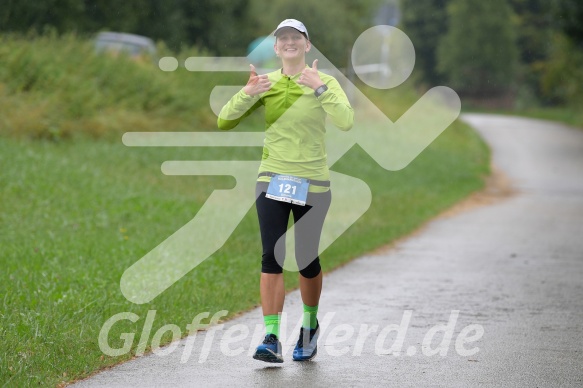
[402,0,583,106]
[0,0,382,68]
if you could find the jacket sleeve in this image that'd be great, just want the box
[317,76,354,131]
[217,89,263,130]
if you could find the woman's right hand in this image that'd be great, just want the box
[243,64,271,96]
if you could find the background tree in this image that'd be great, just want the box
[400,0,450,87]
[536,0,583,106]
[507,0,554,105]
[437,0,519,98]
[554,0,583,47]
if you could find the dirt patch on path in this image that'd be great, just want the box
[440,164,516,218]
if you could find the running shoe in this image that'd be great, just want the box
[253,333,283,363]
[292,321,320,361]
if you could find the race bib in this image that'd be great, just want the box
[265,174,310,206]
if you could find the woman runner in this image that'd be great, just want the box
[218,18,353,362]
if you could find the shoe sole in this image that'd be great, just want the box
[253,348,284,363]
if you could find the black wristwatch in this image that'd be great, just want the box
[314,84,328,98]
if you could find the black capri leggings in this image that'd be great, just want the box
[255,182,331,278]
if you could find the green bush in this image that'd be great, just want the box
[0,33,245,140]
[539,33,583,107]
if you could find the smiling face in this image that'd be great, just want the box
[274,27,311,62]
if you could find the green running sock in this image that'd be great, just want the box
[302,303,318,329]
[264,314,280,338]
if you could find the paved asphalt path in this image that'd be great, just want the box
[76,114,583,387]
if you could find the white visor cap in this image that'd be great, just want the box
[274,19,309,40]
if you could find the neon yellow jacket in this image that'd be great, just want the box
[218,66,354,191]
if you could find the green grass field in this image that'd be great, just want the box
[0,34,490,386]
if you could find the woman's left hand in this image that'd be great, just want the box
[298,59,324,90]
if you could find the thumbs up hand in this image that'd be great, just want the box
[298,59,324,90]
[243,64,272,96]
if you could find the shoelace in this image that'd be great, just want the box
[264,334,279,345]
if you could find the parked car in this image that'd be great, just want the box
[94,32,156,61]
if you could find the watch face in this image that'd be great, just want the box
[315,85,327,96]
